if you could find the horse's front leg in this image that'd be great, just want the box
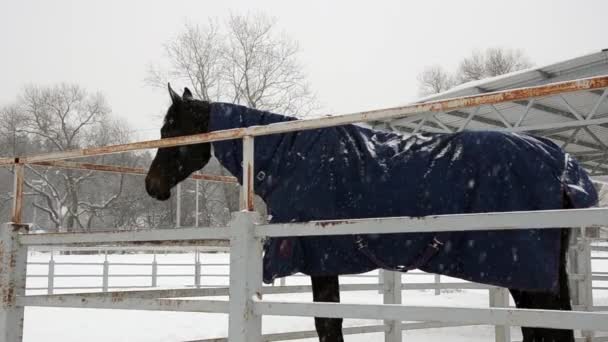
[311,275,344,342]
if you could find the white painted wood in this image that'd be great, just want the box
[23,287,229,301]
[240,136,255,211]
[254,300,608,332]
[29,245,231,253]
[228,211,263,342]
[489,288,511,342]
[194,251,202,288]
[47,253,55,295]
[19,226,230,246]
[256,208,608,238]
[383,271,402,342]
[176,183,182,227]
[0,223,28,342]
[195,178,200,227]
[102,254,109,292]
[578,228,595,341]
[17,295,229,313]
[434,274,441,295]
[151,254,158,287]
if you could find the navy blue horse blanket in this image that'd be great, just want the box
[209,102,598,292]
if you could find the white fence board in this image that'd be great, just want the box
[254,300,608,331]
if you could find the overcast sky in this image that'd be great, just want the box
[1,0,607,140]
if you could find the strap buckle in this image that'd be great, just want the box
[429,237,444,250]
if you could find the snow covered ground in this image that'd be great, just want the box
[21,250,608,342]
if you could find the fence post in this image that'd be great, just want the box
[383,271,402,342]
[47,251,55,295]
[240,136,255,211]
[0,223,29,342]
[176,183,182,227]
[195,178,200,227]
[194,250,201,288]
[378,270,384,295]
[102,252,109,292]
[577,227,594,341]
[151,253,158,288]
[489,287,511,342]
[434,274,441,295]
[228,211,263,342]
[568,234,580,307]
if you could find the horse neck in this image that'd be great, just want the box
[208,102,295,194]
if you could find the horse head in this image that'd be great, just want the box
[145,84,212,201]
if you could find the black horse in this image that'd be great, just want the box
[146,85,598,342]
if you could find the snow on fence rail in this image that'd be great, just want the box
[3,75,608,342]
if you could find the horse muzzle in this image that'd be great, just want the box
[145,173,171,201]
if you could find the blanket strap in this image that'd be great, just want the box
[355,234,449,272]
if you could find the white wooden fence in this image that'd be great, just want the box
[23,242,607,311]
[6,209,608,342]
[23,246,482,293]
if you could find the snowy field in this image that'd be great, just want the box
[22,249,608,342]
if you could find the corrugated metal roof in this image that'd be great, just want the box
[382,50,608,177]
[415,50,608,102]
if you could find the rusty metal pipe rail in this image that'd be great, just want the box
[0,75,605,165]
[0,160,237,185]
[30,161,238,183]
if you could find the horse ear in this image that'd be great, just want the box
[168,83,181,104]
[183,87,193,100]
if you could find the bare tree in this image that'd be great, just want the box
[0,105,36,223]
[147,20,224,102]
[223,13,316,116]
[457,48,532,83]
[1,84,135,232]
[147,12,317,117]
[0,105,31,156]
[457,50,487,84]
[417,48,533,96]
[417,65,455,96]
